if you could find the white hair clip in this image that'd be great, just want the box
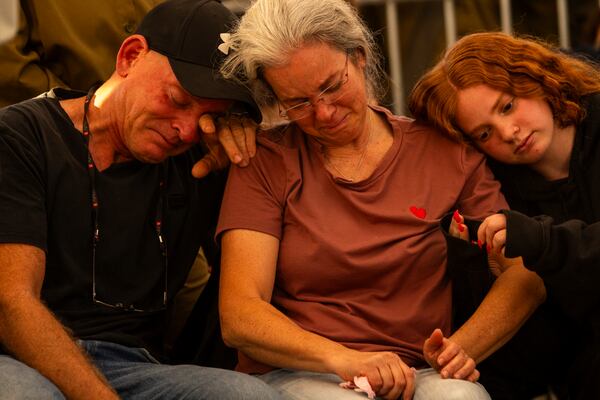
[218,33,232,55]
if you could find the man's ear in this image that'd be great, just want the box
[115,35,149,77]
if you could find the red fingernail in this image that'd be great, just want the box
[458,224,465,232]
[452,210,461,223]
[486,244,491,252]
[477,240,483,249]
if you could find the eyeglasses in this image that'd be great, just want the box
[91,214,168,313]
[278,52,349,121]
[83,86,168,313]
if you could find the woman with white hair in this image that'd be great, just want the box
[215,1,545,399]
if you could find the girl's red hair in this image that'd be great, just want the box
[409,32,600,141]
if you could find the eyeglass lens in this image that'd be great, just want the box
[280,52,350,121]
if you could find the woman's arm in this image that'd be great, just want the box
[220,229,344,371]
[441,151,547,372]
[449,263,546,363]
[219,228,416,400]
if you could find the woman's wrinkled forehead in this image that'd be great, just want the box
[263,43,347,95]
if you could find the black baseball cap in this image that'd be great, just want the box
[137,0,261,122]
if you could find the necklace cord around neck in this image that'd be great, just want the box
[82,86,169,311]
[325,110,373,182]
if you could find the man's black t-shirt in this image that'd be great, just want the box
[0,89,225,357]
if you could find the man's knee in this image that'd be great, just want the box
[0,355,65,400]
[124,364,282,400]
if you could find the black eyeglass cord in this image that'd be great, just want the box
[83,86,168,312]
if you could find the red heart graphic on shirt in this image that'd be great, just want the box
[409,206,426,219]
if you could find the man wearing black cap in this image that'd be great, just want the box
[0,1,281,399]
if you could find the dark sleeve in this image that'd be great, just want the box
[200,170,227,266]
[504,209,600,322]
[0,118,47,249]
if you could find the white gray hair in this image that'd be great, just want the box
[220,0,386,109]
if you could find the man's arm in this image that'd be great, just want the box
[0,243,118,399]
